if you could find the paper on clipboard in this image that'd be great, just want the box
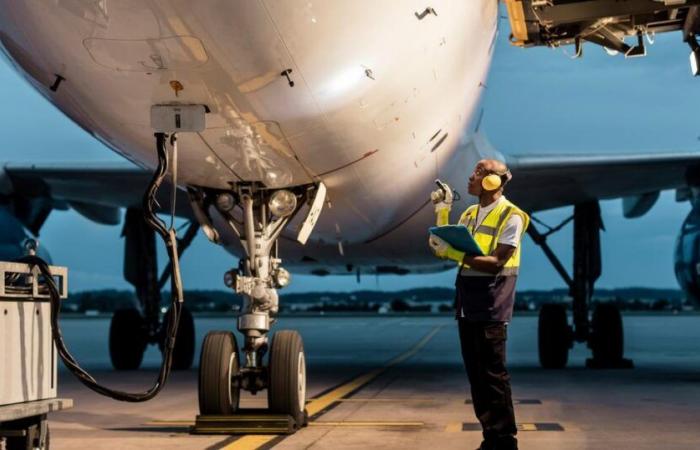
[428,225,484,256]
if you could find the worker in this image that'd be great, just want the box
[429,159,529,450]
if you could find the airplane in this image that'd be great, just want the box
[2,0,700,422]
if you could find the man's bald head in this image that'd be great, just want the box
[477,159,509,175]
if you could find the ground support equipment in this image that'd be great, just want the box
[0,259,72,449]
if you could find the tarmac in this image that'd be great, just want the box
[49,315,700,449]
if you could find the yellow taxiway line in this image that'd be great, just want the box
[336,397,437,402]
[143,419,425,429]
[309,421,424,427]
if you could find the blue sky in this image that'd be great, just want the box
[0,23,696,293]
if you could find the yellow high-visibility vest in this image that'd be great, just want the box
[457,198,529,276]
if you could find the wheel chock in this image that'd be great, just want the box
[190,409,308,435]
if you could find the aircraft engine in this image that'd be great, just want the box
[674,206,700,307]
[0,205,52,262]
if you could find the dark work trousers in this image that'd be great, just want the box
[458,319,517,450]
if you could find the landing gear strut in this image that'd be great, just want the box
[529,201,633,369]
[109,208,199,370]
[194,182,324,430]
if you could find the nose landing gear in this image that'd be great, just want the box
[194,182,324,434]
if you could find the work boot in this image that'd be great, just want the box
[494,436,518,450]
[476,441,495,450]
[478,437,517,450]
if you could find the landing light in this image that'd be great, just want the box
[224,269,237,288]
[216,193,235,212]
[273,267,291,288]
[269,190,297,217]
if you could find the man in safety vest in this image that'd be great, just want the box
[429,159,529,450]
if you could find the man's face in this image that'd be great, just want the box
[468,159,507,195]
[467,161,490,195]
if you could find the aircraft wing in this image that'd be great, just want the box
[504,152,700,215]
[3,162,193,233]
[4,152,700,278]
[7,151,700,228]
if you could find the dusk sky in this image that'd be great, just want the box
[0,19,696,294]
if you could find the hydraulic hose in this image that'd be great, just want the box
[17,132,184,402]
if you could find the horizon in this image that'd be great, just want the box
[69,285,685,295]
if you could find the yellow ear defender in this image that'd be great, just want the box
[481,173,503,191]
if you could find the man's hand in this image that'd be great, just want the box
[429,235,450,259]
[430,183,453,213]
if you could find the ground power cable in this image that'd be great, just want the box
[15,131,185,402]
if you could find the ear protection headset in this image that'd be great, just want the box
[481,169,512,191]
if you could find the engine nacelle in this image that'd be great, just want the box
[0,205,51,262]
[674,206,700,306]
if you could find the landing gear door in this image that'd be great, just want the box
[296,182,326,245]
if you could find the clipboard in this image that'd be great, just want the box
[429,225,484,256]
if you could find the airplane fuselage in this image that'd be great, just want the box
[0,1,499,274]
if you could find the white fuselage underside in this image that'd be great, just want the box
[0,0,499,275]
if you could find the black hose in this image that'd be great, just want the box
[17,132,184,402]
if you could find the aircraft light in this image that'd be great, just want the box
[268,190,297,217]
[273,267,291,288]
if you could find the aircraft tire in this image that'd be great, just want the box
[589,303,624,363]
[268,330,306,426]
[538,303,571,369]
[198,331,240,415]
[109,308,147,370]
[160,306,195,370]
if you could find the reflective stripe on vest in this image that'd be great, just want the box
[457,198,530,276]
